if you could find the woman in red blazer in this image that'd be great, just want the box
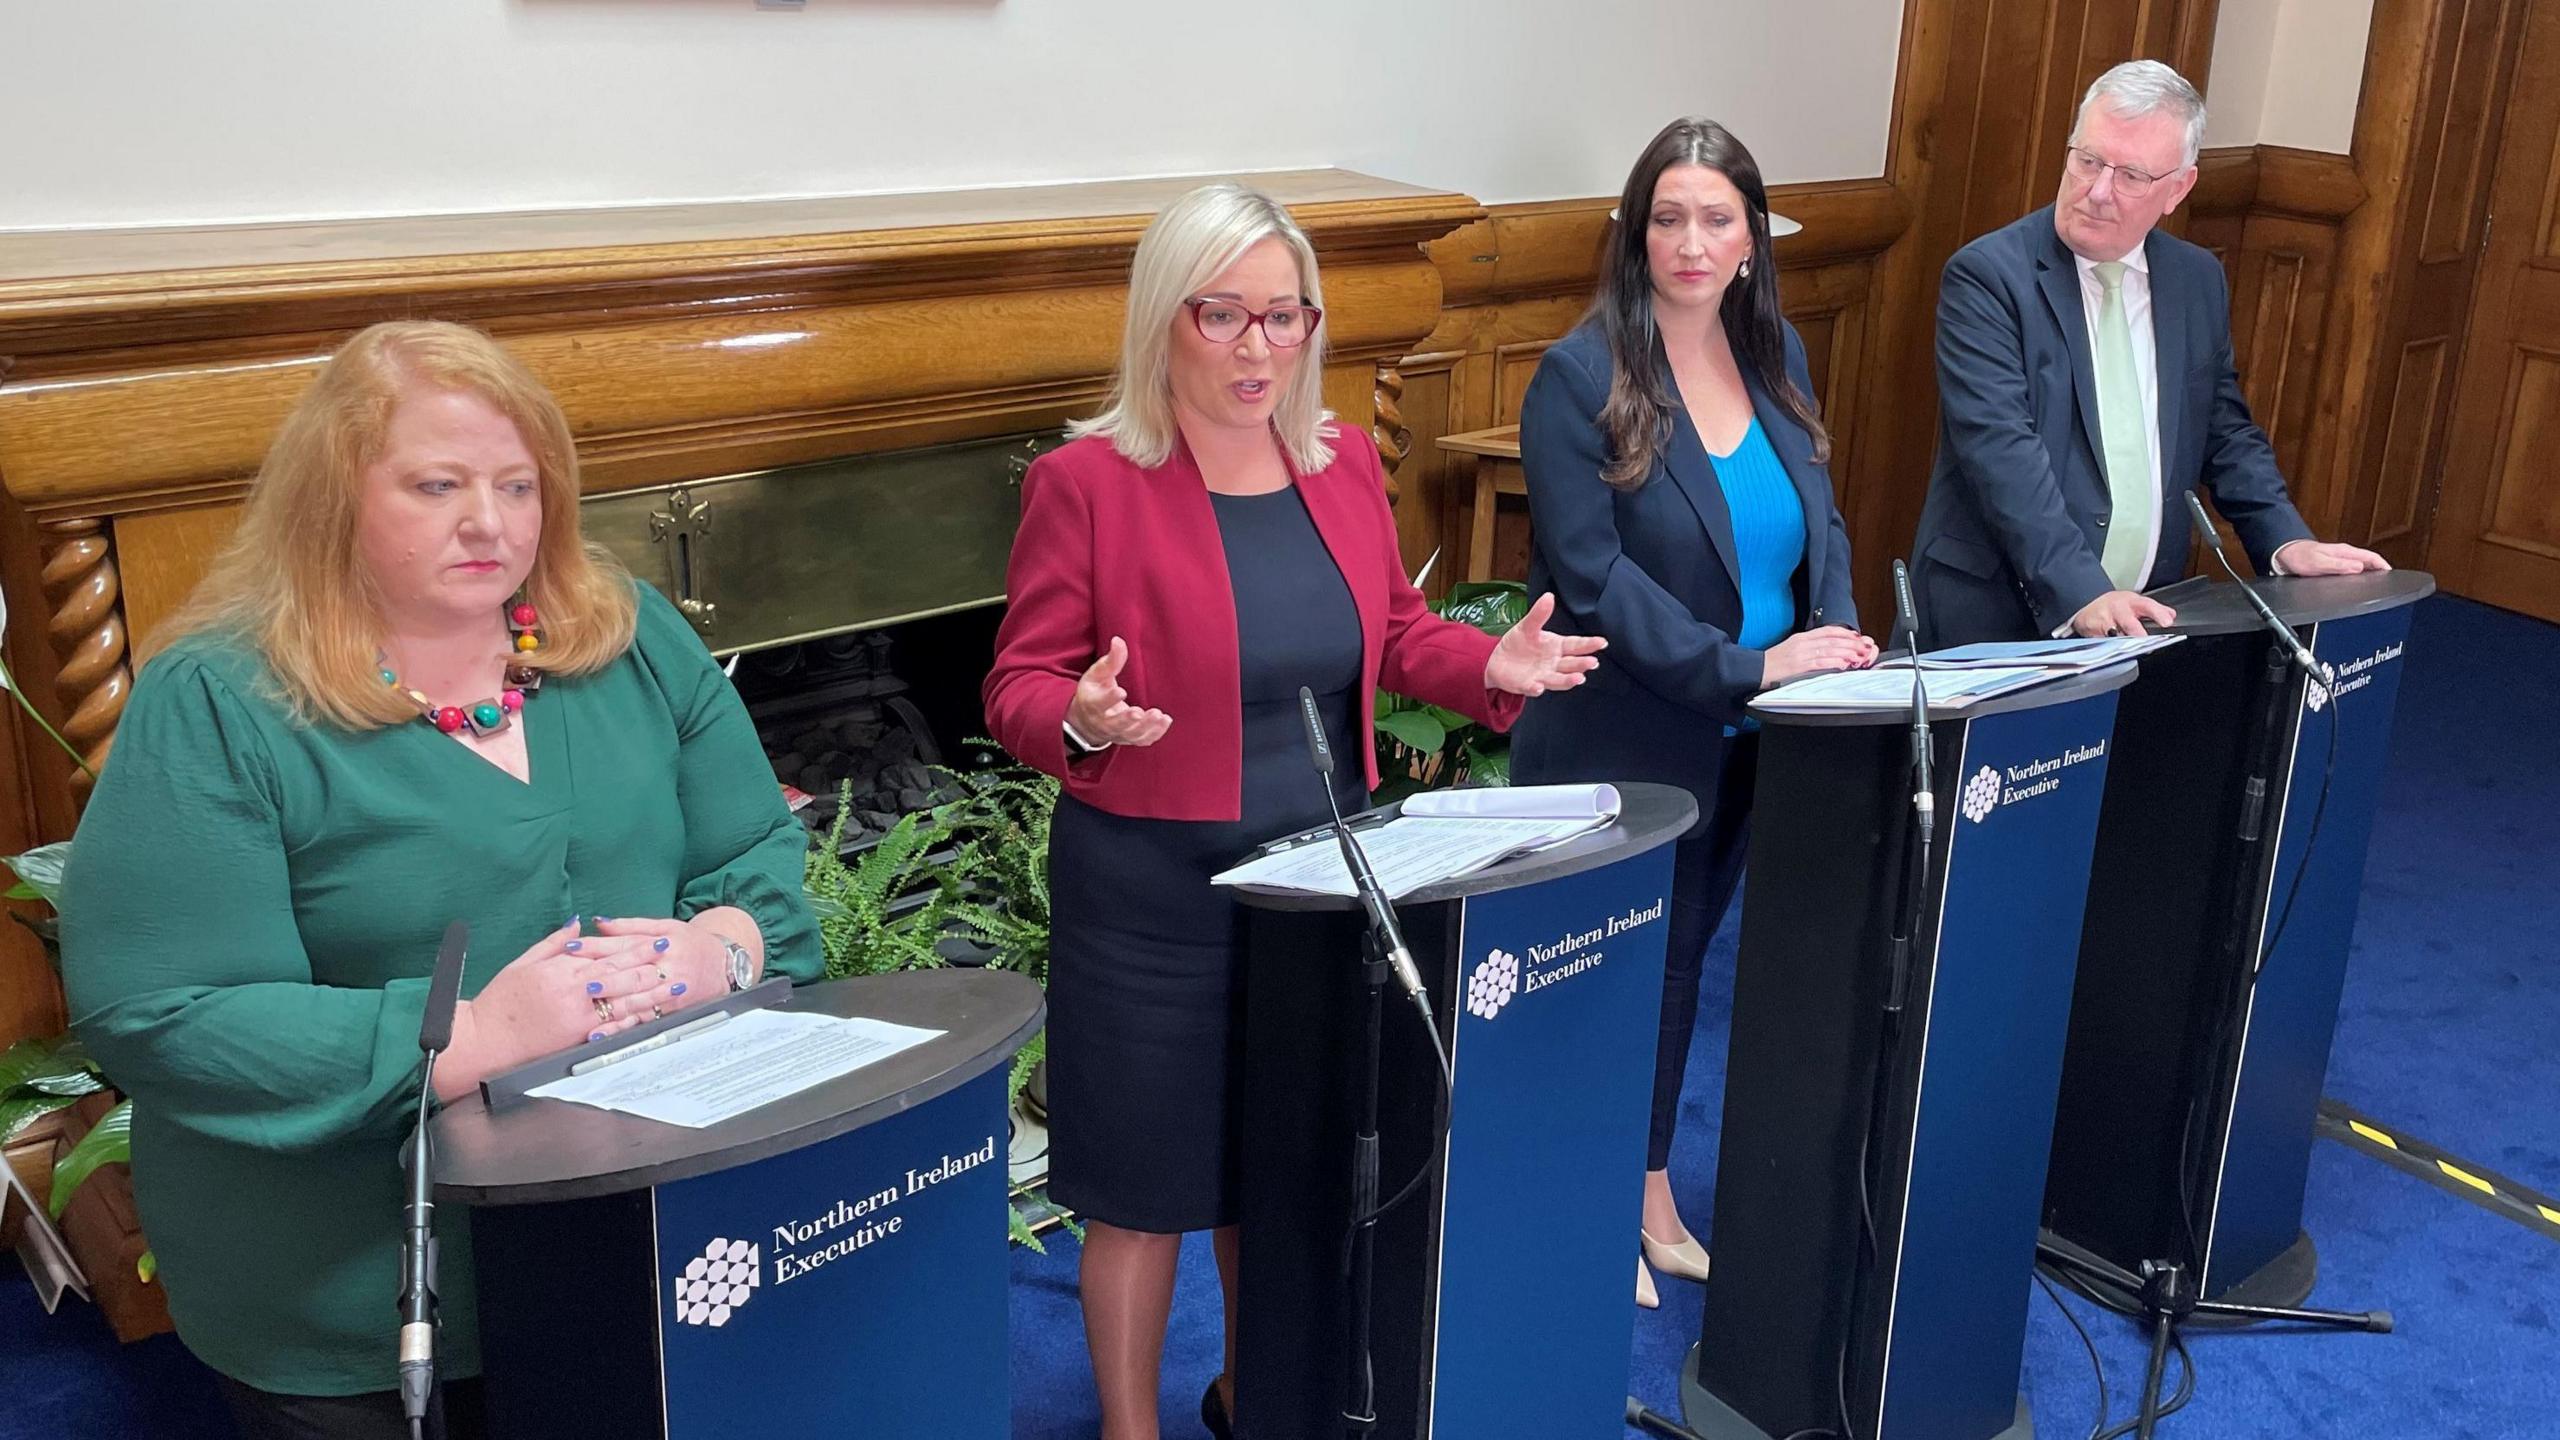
[985,183,1600,1440]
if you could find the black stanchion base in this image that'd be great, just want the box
[1676,1342,2033,1440]
[2039,1228,2318,1320]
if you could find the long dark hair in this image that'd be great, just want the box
[1592,117,1830,489]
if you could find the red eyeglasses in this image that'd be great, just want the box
[1183,298,1323,348]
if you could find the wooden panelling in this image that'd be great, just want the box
[2301,0,2523,570]
[2371,337,2449,543]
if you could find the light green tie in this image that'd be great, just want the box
[2090,260,2153,590]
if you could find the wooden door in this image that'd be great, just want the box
[2435,0,2560,621]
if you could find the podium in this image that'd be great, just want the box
[431,969,1043,1439]
[2043,571,2434,1305]
[1231,782,1694,1440]
[1681,666,2135,1440]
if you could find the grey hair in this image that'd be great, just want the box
[1070,183,1335,473]
[2074,60,2208,169]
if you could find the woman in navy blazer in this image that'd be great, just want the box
[1509,119,1878,1308]
[984,183,1600,1440]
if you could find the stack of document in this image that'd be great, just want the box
[1757,635,2179,714]
[1876,635,2183,671]
[1754,665,2058,713]
[1211,784,1621,899]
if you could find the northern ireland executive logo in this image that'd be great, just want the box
[1467,948,1520,1019]
[672,1237,760,1327]
[1961,765,2003,823]
[2304,672,2331,712]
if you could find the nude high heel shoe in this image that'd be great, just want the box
[1641,1226,1711,1283]
[1637,1254,1661,1309]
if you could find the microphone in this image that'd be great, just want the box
[1886,562,1935,1015]
[2184,492,2332,686]
[1298,688,1431,1019]
[400,920,469,1437]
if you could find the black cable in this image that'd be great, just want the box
[1338,1003,1456,1276]
[2091,1330,2194,1440]
[2035,1271,2111,1440]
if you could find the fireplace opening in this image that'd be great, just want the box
[735,605,1006,850]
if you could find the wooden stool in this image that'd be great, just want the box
[1437,425,1526,583]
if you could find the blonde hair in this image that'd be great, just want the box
[1072,182,1337,473]
[159,320,638,729]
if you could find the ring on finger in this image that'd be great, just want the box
[593,995,614,1022]
[649,1004,665,1022]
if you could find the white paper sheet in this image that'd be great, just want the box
[527,1009,943,1129]
[1753,664,2059,713]
[1212,814,1606,899]
[1874,635,2181,671]
[1401,782,1622,821]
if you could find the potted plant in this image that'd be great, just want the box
[1,840,168,1339]
[1374,580,1531,800]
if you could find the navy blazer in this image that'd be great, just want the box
[1510,320,1857,829]
[1910,206,2314,645]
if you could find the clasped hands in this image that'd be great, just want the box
[1064,595,1610,751]
[435,914,740,1100]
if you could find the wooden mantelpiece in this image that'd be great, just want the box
[0,169,1483,1045]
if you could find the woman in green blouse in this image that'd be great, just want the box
[59,321,820,1439]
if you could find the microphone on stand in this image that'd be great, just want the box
[2184,491,2333,687]
[1299,688,1431,1021]
[400,921,470,1440]
[1886,561,1935,1014]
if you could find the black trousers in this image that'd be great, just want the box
[217,1374,485,1440]
[1648,731,1760,1172]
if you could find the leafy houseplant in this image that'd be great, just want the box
[1373,580,1532,802]
[1,841,154,1285]
[803,748,1069,1248]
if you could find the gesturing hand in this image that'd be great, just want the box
[1067,636,1173,747]
[1760,625,1879,688]
[1483,593,1608,697]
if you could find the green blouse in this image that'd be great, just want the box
[60,585,820,1396]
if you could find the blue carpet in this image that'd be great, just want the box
[6,595,2554,1439]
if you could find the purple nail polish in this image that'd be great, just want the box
[653,937,671,953]
[670,983,688,997]
[566,940,582,952]
[586,980,602,995]
[589,1031,605,1043]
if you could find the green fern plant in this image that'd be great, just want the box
[805,785,960,979]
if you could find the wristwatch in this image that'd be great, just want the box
[714,933,757,992]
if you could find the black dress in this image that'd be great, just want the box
[1045,485,1365,1233]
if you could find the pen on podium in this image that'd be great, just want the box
[567,1010,733,1076]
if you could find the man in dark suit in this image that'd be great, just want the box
[1910,60,2386,646]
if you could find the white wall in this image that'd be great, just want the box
[2204,0,2374,153]
[3,0,1907,232]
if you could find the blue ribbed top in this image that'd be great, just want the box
[1708,417,1806,648]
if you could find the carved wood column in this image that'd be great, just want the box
[37,518,128,789]
[1371,361,1411,504]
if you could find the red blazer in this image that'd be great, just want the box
[985,428,1522,821]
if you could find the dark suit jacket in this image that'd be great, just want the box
[1509,320,1857,828]
[1909,205,2314,645]
[983,429,1520,821]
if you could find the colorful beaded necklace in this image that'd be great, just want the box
[380,598,546,738]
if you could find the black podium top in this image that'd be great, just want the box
[2151,570,2436,634]
[431,970,1043,1205]
[1229,780,1698,913]
[1746,661,2138,729]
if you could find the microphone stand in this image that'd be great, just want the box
[2034,502,2383,1440]
[401,922,471,1440]
[1296,688,1454,1440]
